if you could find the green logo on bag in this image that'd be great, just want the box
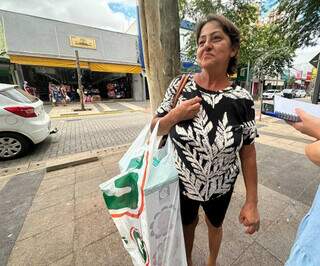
[103,172,139,210]
[128,155,144,170]
[130,227,149,264]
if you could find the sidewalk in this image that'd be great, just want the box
[1,116,319,266]
[46,101,151,119]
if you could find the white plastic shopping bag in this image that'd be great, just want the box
[100,122,187,266]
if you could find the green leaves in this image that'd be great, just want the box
[179,0,295,79]
[277,0,320,47]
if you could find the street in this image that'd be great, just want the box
[0,108,151,169]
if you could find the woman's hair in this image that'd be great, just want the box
[195,14,240,75]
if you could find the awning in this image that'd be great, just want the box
[9,55,89,69]
[9,55,142,74]
[89,62,141,74]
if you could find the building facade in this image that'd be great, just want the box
[0,9,145,101]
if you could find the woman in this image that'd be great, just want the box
[151,14,260,266]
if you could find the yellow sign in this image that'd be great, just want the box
[69,35,96,49]
[312,67,318,79]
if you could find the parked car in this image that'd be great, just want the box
[262,89,282,100]
[0,83,52,160]
[281,89,295,99]
[294,89,307,98]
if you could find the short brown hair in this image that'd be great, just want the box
[195,14,240,75]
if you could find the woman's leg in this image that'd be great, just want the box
[205,216,223,266]
[183,216,199,266]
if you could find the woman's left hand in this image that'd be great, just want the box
[239,202,260,234]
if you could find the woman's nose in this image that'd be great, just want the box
[204,40,213,50]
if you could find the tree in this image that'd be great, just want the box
[138,0,181,113]
[180,0,295,78]
[277,0,320,47]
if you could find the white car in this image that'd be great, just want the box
[294,89,307,98]
[262,89,281,100]
[0,83,52,160]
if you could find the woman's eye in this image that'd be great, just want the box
[212,36,222,41]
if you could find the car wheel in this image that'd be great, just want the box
[0,133,31,160]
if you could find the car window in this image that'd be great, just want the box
[0,87,38,103]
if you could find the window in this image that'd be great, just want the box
[0,87,38,103]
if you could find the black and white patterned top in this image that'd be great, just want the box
[156,75,257,202]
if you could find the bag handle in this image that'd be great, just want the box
[172,74,190,108]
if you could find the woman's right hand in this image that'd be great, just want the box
[171,96,202,123]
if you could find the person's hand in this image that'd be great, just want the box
[171,96,202,123]
[239,202,260,234]
[288,109,320,140]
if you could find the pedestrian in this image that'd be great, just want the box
[151,14,260,266]
[285,109,320,265]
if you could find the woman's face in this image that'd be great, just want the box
[196,21,237,71]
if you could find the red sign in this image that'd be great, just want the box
[306,71,312,81]
[295,70,302,80]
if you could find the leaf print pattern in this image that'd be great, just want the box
[173,112,238,201]
[156,75,258,201]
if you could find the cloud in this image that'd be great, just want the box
[293,43,320,72]
[0,0,136,32]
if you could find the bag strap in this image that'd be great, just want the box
[172,74,190,108]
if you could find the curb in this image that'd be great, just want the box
[0,144,131,179]
[49,109,142,119]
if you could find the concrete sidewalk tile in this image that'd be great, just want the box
[192,245,207,266]
[100,152,125,166]
[298,177,319,206]
[0,175,11,191]
[38,175,75,194]
[44,167,76,180]
[30,184,74,213]
[75,233,132,266]
[50,253,74,266]
[232,242,282,266]
[75,160,103,172]
[75,176,105,199]
[8,222,74,266]
[75,192,105,219]
[18,201,74,241]
[102,167,120,181]
[74,209,117,250]
[218,219,254,265]
[255,200,309,263]
[75,166,106,183]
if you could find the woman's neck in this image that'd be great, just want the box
[196,68,230,91]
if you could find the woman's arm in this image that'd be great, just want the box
[151,96,202,135]
[238,144,260,234]
[305,141,320,166]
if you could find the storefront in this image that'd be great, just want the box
[0,10,145,102]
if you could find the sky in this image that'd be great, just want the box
[0,0,137,32]
[0,0,318,74]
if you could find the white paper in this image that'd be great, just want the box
[274,95,320,118]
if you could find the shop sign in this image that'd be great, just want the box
[69,35,96,49]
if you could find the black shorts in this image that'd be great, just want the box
[180,188,234,228]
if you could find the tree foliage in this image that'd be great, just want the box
[277,0,320,47]
[179,0,295,78]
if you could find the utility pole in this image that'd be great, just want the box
[138,0,180,113]
[75,50,85,111]
[312,54,320,104]
[245,61,250,92]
